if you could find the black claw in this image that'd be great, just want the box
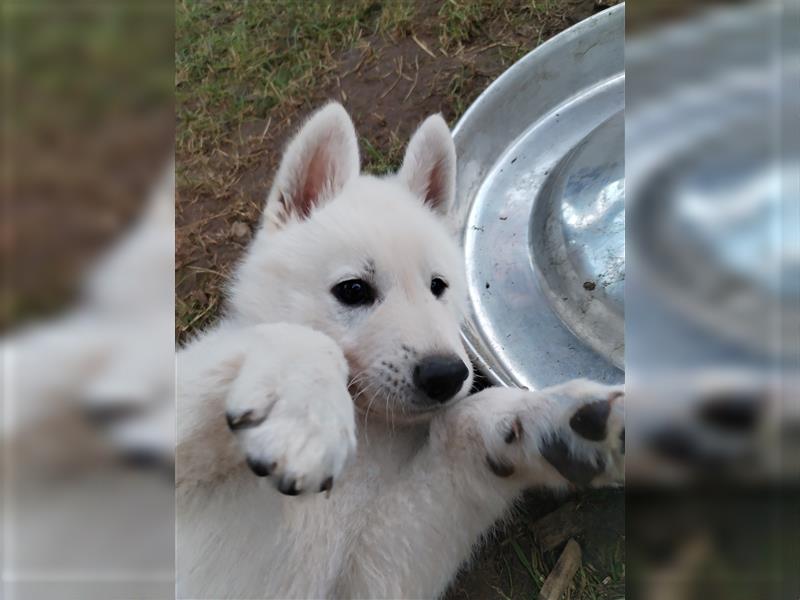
[504,417,523,444]
[246,457,273,477]
[226,409,267,431]
[541,436,604,487]
[486,454,515,477]
[620,429,625,454]
[319,476,334,493]
[569,401,611,441]
[278,478,301,496]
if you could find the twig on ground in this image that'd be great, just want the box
[403,56,420,102]
[538,539,582,600]
[379,56,404,99]
[412,33,437,58]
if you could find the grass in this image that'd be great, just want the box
[176,0,369,193]
[438,0,507,48]
[175,0,568,195]
[445,489,625,599]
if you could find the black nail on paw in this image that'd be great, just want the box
[246,457,273,477]
[319,476,334,493]
[541,436,604,487]
[486,454,515,477]
[278,478,301,496]
[569,401,611,441]
[620,428,625,454]
[226,409,267,431]
[504,417,523,444]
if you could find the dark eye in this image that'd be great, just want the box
[332,279,375,306]
[430,277,448,298]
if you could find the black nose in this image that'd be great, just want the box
[413,355,469,403]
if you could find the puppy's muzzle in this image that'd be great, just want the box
[413,354,468,403]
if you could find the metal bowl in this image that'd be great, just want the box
[452,5,624,389]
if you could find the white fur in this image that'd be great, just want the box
[176,104,623,599]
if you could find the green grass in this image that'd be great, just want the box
[438,0,506,49]
[450,490,626,600]
[504,533,625,599]
[176,0,402,187]
[175,0,558,191]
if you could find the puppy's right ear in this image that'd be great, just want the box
[264,103,360,229]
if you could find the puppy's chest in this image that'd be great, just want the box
[326,423,428,501]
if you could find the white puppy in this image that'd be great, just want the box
[176,103,624,599]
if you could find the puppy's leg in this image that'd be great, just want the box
[335,380,623,599]
[177,322,356,493]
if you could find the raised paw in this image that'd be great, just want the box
[225,325,357,496]
[457,379,624,490]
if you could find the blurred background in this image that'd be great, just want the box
[2,1,174,599]
[626,1,799,599]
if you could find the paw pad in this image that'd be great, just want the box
[569,401,611,441]
[541,436,605,487]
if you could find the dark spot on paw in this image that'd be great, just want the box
[486,454,515,477]
[569,401,611,441]
[319,476,334,493]
[278,478,301,496]
[698,394,761,433]
[504,417,523,444]
[246,457,274,477]
[226,409,267,431]
[541,436,604,487]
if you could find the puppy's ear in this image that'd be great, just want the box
[265,103,359,228]
[398,114,456,215]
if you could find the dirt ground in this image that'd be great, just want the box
[176,1,623,597]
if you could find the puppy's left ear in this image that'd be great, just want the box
[264,102,360,229]
[398,114,456,215]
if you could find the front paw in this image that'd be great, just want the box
[457,379,624,489]
[225,326,357,495]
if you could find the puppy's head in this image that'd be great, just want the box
[231,103,473,423]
